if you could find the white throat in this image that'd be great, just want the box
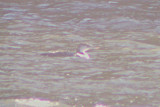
[76,52,90,59]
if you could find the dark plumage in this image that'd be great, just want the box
[41,51,74,57]
[41,44,92,58]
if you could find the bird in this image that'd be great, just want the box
[41,44,92,59]
[75,44,91,59]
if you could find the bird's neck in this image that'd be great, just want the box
[76,51,90,59]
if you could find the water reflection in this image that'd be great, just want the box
[0,98,71,107]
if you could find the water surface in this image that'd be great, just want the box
[0,0,160,106]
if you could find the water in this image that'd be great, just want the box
[0,0,160,106]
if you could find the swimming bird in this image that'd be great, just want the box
[41,44,92,59]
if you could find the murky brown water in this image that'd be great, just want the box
[0,0,160,107]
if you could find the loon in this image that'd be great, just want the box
[41,44,92,59]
